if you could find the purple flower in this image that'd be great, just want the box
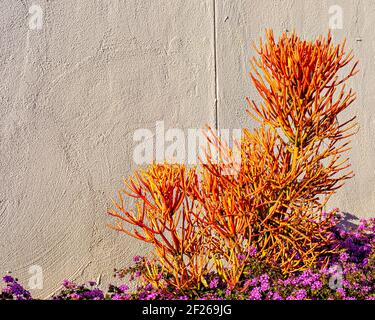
[249,277,258,286]
[2,275,14,283]
[10,283,26,295]
[70,293,80,300]
[146,292,158,300]
[295,289,306,300]
[259,274,269,292]
[249,287,261,300]
[81,289,104,300]
[2,287,11,294]
[358,220,366,231]
[144,283,153,291]
[111,294,122,300]
[139,291,147,299]
[237,254,246,262]
[118,284,129,292]
[339,252,349,263]
[248,246,257,257]
[209,277,219,289]
[111,293,130,300]
[361,286,370,294]
[243,279,253,289]
[298,269,315,286]
[62,279,74,288]
[133,256,141,263]
[272,292,283,300]
[336,288,346,298]
[311,281,322,290]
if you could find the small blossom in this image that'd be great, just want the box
[144,283,153,291]
[70,293,80,300]
[146,292,158,300]
[259,274,269,292]
[237,254,246,262]
[339,252,350,263]
[272,292,283,300]
[2,275,14,283]
[248,246,257,257]
[311,281,322,290]
[118,284,129,292]
[209,277,219,289]
[336,288,346,298]
[295,289,306,300]
[62,279,74,288]
[249,287,261,300]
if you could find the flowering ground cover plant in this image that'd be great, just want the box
[1,30,374,300]
[1,217,374,300]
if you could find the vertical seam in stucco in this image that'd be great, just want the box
[213,0,219,129]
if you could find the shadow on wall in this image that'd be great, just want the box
[338,212,360,230]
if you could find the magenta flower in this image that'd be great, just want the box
[295,289,306,300]
[336,288,346,298]
[272,292,283,300]
[209,277,219,289]
[339,252,350,263]
[311,281,322,290]
[249,287,261,300]
[259,274,269,292]
[2,275,14,283]
[146,292,158,300]
[62,279,74,288]
[69,293,80,300]
[248,246,257,257]
[118,284,129,292]
[237,254,246,262]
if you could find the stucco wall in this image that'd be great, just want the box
[0,0,374,298]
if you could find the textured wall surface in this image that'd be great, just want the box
[0,0,373,297]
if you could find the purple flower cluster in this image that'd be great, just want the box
[1,218,374,300]
[51,280,105,300]
[0,275,32,300]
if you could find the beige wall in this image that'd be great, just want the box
[0,0,373,297]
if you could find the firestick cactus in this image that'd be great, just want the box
[109,30,359,291]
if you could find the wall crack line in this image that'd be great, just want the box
[213,0,219,130]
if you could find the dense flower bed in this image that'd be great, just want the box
[1,217,374,300]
